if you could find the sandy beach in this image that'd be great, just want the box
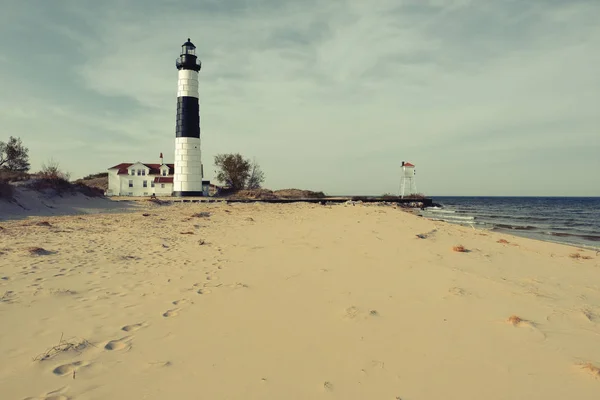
[1,200,599,399]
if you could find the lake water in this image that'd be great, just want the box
[420,197,600,250]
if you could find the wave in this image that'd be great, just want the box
[427,209,456,214]
[422,213,475,221]
[492,224,538,231]
[547,232,600,242]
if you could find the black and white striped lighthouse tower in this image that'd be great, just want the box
[173,38,203,196]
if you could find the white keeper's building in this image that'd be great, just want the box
[106,154,210,197]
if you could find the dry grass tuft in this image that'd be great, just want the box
[27,247,52,256]
[148,198,169,205]
[452,245,468,253]
[180,231,194,235]
[580,362,600,378]
[1,290,16,303]
[507,315,524,326]
[581,255,593,260]
[569,253,581,259]
[36,221,52,227]
[497,239,510,244]
[50,289,78,296]
[33,333,94,361]
[142,213,150,217]
[192,212,211,218]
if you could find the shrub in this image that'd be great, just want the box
[81,172,108,180]
[38,158,70,182]
[0,170,30,182]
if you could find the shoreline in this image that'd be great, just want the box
[421,198,600,251]
[419,216,600,252]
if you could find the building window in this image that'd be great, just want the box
[142,170,146,176]
[143,180,148,188]
[137,169,141,176]
[162,170,167,176]
[128,180,133,187]
[161,184,165,188]
[130,170,135,175]
[151,181,155,188]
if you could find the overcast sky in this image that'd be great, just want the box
[1,0,598,196]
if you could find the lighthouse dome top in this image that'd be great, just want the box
[181,38,196,55]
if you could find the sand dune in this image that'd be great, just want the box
[0,185,138,220]
[1,201,599,399]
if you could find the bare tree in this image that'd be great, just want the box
[39,158,70,181]
[246,158,265,189]
[0,136,30,172]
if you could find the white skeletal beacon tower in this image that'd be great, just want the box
[400,161,417,198]
[173,38,203,196]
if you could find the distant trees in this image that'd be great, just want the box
[214,153,265,190]
[0,136,30,172]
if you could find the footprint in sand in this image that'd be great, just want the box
[505,315,546,341]
[197,289,212,295]
[163,308,180,318]
[104,337,132,351]
[580,308,597,322]
[24,386,71,400]
[172,299,188,306]
[344,306,360,319]
[342,306,379,320]
[447,287,471,297]
[229,282,249,289]
[52,360,90,376]
[121,322,147,332]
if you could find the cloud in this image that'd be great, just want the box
[1,0,599,195]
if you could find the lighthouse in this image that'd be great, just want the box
[399,161,417,198]
[173,38,203,196]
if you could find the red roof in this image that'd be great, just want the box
[403,162,415,167]
[154,177,174,184]
[109,163,174,175]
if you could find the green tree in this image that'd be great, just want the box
[214,153,265,190]
[0,136,30,172]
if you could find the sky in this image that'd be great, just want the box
[1,0,599,196]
